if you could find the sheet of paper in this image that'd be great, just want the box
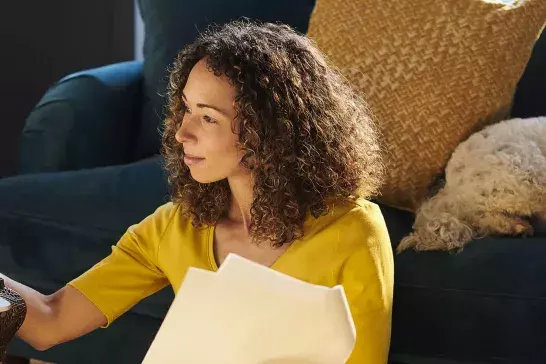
[143,254,356,364]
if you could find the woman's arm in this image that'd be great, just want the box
[340,245,394,364]
[338,203,395,364]
[0,203,177,350]
[1,274,106,351]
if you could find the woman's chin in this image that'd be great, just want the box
[189,171,221,184]
[189,173,208,184]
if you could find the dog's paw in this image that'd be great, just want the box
[396,235,416,253]
[530,212,546,234]
[397,232,460,252]
[512,218,534,236]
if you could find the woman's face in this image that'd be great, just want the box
[175,59,247,183]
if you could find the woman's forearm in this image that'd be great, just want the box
[1,273,56,351]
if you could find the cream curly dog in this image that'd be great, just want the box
[398,117,546,252]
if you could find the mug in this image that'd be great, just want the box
[0,278,27,364]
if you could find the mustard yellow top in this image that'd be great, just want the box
[69,198,394,363]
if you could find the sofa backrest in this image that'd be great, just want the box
[512,27,546,119]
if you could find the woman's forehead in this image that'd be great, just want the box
[184,60,236,106]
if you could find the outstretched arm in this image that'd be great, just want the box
[1,274,106,351]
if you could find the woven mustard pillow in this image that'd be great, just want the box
[308,0,546,211]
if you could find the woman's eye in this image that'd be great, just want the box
[202,115,218,124]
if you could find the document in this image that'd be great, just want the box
[143,254,356,364]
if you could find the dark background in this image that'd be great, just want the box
[0,0,135,177]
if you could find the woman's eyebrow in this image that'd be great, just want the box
[182,92,230,117]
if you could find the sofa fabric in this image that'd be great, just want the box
[19,61,144,174]
[1,1,545,362]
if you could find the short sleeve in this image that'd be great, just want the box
[340,204,394,364]
[68,203,178,326]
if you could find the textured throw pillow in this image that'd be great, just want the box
[135,0,316,160]
[307,0,546,211]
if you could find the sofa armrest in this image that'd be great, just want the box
[19,61,144,174]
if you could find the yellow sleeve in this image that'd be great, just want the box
[68,203,177,326]
[340,204,394,364]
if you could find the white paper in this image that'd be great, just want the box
[143,254,356,364]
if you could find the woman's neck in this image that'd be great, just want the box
[226,172,254,231]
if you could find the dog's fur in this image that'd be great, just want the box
[397,117,546,252]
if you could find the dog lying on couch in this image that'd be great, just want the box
[398,117,546,252]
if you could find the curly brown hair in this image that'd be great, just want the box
[162,20,383,247]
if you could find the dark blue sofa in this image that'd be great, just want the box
[1,1,545,363]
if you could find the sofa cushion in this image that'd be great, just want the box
[135,0,316,160]
[377,203,546,362]
[307,0,546,211]
[391,234,546,362]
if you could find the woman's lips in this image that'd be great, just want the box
[183,154,205,166]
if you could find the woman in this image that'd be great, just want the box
[1,21,393,363]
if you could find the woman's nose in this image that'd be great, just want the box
[175,113,196,144]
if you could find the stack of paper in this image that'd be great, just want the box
[143,254,356,364]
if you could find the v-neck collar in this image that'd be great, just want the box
[206,224,301,272]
